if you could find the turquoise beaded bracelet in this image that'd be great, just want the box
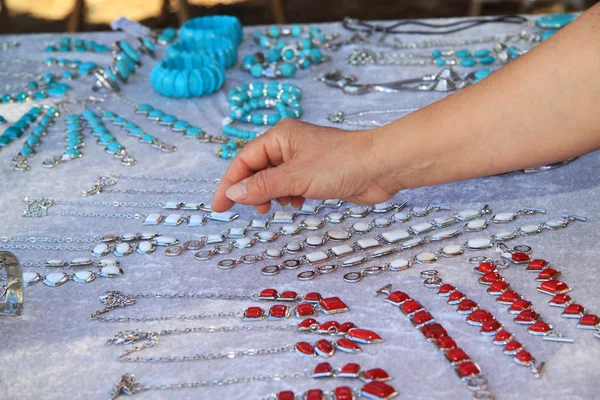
[150,55,225,98]
[167,37,237,69]
[180,15,243,46]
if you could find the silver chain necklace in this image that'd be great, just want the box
[327,108,419,127]
[81,174,220,196]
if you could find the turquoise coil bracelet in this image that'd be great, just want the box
[167,37,237,69]
[180,15,243,46]
[150,55,225,98]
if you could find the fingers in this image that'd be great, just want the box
[291,196,305,208]
[211,133,285,212]
[227,164,301,206]
[276,196,292,207]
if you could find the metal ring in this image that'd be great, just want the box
[420,270,439,279]
[183,240,203,251]
[364,266,385,275]
[297,270,316,281]
[343,271,363,283]
[217,259,238,269]
[423,277,443,288]
[280,259,301,270]
[261,265,281,276]
[316,264,337,274]
[472,391,494,400]
[240,254,261,264]
[513,245,532,254]
[215,244,233,254]
[193,250,213,261]
[467,376,489,392]
[468,256,488,264]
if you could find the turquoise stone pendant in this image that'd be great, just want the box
[536,13,576,29]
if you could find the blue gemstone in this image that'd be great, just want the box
[474,49,490,57]
[291,25,302,37]
[0,136,12,146]
[124,122,137,130]
[455,49,471,58]
[112,116,126,125]
[27,135,40,146]
[461,58,476,67]
[47,87,67,97]
[1,95,12,103]
[435,58,446,66]
[106,141,123,153]
[20,145,34,156]
[474,69,492,80]
[4,127,22,139]
[120,41,141,63]
[431,49,442,58]
[141,134,155,143]
[128,127,143,137]
[148,110,164,119]
[185,127,203,137]
[34,91,47,100]
[65,148,81,157]
[33,126,46,136]
[137,104,153,113]
[280,63,296,78]
[250,64,263,78]
[99,133,116,144]
[66,139,82,148]
[478,56,495,65]
[540,29,558,40]
[536,13,576,29]
[173,120,190,130]
[160,115,177,124]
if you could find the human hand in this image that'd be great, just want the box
[212,119,403,214]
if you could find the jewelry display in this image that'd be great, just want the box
[91,288,350,323]
[0,70,77,100]
[44,37,110,53]
[318,67,483,94]
[167,37,237,69]
[0,106,43,150]
[108,365,396,399]
[0,251,24,316]
[80,109,137,166]
[179,15,243,46]
[42,109,86,167]
[425,270,548,376]
[21,258,124,287]
[80,174,220,197]
[376,283,493,399]
[220,82,303,159]
[150,55,226,98]
[507,253,599,339]
[12,105,59,171]
[327,108,420,127]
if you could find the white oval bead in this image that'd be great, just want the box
[234,238,253,248]
[153,236,177,246]
[306,236,324,246]
[467,219,487,230]
[137,241,153,253]
[258,232,276,241]
[121,232,138,241]
[74,270,94,281]
[342,254,366,266]
[45,259,65,267]
[266,249,282,258]
[92,243,109,255]
[373,245,395,257]
[286,242,301,252]
[521,224,540,234]
[71,257,92,265]
[305,251,329,263]
[23,272,41,285]
[403,237,424,248]
[492,231,515,240]
[326,212,344,222]
[281,224,300,235]
[457,209,479,220]
[416,252,437,262]
[468,238,492,249]
[303,218,323,228]
[546,220,565,228]
[100,265,122,277]
[494,212,515,222]
[393,212,409,222]
[99,257,118,267]
[327,230,349,240]
[390,258,410,269]
[115,243,131,255]
[442,244,463,255]
[357,238,380,249]
[411,222,433,234]
[45,272,67,284]
[431,229,460,240]
[353,222,371,232]
[139,232,157,240]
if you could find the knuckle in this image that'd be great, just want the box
[251,171,270,194]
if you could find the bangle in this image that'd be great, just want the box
[167,37,237,69]
[150,55,225,98]
[180,15,243,46]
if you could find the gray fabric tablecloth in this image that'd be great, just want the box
[0,16,598,400]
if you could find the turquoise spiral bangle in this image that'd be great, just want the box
[167,37,237,69]
[150,55,225,98]
[180,15,243,46]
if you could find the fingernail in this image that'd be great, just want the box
[225,181,248,202]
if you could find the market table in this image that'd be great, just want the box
[0,16,598,400]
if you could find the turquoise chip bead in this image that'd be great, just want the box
[44,57,57,65]
[82,110,96,118]
[112,116,126,125]
[461,58,476,67]
[124,122,137,130]
[66,132,82,140]
[20,145,34,156]
[66,139,82,148]
[300,39,312,50]
[251,113,263,125]
[267,48,281,62]
[478,56,495,65]
[0,136,12,146]
[243,55,258,69]
[106,141,123,153]
[47,87,67,97]
[33,126,46,136]
[259,36,270,48]
[66,123,81,131]
[432,49,442,58]
[276,40,287,49]
[29,107,42,116]
[119,41,141,63]
[16,92,28,102]
[250,64,264,78]
[269,26,280,38]
[34,91,47,100]
[59,37,70,46]
[28,81,39,89]
[1,94,12,103]
[455,49,471,58]
[474,49,490,57]
[280,63,296,77]
[94,44,110,52]
[99,133,116,144]
[4,127,22,138]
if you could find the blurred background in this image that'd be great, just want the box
[0,0,597,33]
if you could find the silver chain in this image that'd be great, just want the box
[0,243,89,252]
[328,108,419,127]
[81,175,219,196]
[0,41,20,51]
[1,235,95,244]
[120,344,294,363]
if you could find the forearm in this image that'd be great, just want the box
[373,5,600,189]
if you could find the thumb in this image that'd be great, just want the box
[225,166,297,205]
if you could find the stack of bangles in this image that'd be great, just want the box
[217,82,303,159]
[150,55,225,98]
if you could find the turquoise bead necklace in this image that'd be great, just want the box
[12,106,59,171]
[91,105,177,153]
[242,26,332,78]
[0,106,43,151]
[42,110,86,168]
[157,27,178,45]
[111,93,229,144]
[218,81,302,159]
[81,109,137,166]
[44,37,110,53]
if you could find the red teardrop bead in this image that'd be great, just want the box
[339,322,356,333]
[467,310,495,325]
[295,341,315,357]
[528,321,551,334]
[487,280,510,295]
[477,262,497,274]
[497,290,521,304]
[448,291,465,304]
[298,318,319,330]
[437,284,455,296]
[346,328,383,344]
[339,363,361,377]
[319,321,340,333]
[258,288,278,299]
[362,368,391,382]
[504,340,523,353]
[549,293,573,307]
[313,362,333,377]
[457,299,478,313]
[578,314,600,328]
[508,299,532,314]
[514,310,538,323]
[336,338,362,353]
[515,350,534,364]
[563,304,585,318]
[481,320,503,334]
[296,303,316,317]
[527,259,548,271]
[494,330,513,344]
[479,272,502,284]
[315,339,335,357]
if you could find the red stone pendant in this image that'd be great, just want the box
[496,290,521,305]
[315,339,336,357]
[298,318,319,330]
[294,341,316,358]
[577,314,599,329]
[339,322,357,333]
[548,293,573,307]
[435,335,457,351]
[537,280,571,295]
[346,328,384,344]
[445,348,470,365]
[410,311,435,328]
[514,350,534,366]
[361,368,391,382]
[447,291,466,305]
[242,306,265,321]
[536,268,560,282]
[475,262,497,275]
[456,299,479,314]
[487,281,510,296]
[312,362,334,378]
[319,297,349,315]
[455,361,481,380]
[335,338,362,354]
[277,390,295,400]
[511,252,531,264]
[258,288,278,300]
[421,323,448,340]
[508,299,532,315]
[296,303,317,318]
[466,310,494,326]
[503,340,523,355]
[317,321,340,334]
[304,292,323,303]
[528,321,551,336]
[334,386,354,400]
[305,389,324,400]
[279,291,299,301]
[562,304,586,319]
[493,330,513,345]
[437,284,455,297]
[400,300,424,316]
[386,291,410,305]
[526,259,548,272]
[338,363,361,378]
[480,320,503,336]
[514,310,539,325]
[359,381,399,400]
[478,272,503,285]
[268,305,290,320]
